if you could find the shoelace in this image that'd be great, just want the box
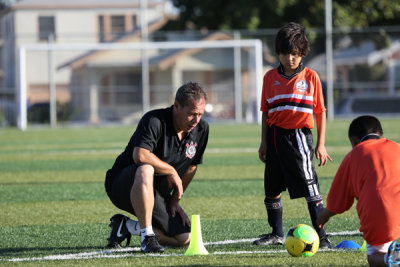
[147,235,160,245]
[258,233,281,239]
[143,235,164,250]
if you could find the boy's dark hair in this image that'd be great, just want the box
[175,82,207,107]
[275,22,310,57]
[348,115,383,139]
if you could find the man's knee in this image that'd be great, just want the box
[131,164,155,196]
[176,232,190,247]
[135,164,154,183]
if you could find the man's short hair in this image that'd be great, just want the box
[175,82,207,107]
[348,115,383,139]
[275,22,310,57]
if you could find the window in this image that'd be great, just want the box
[114,72,141,104]
[38,16,56,41]
[98,15,105,42]
[132,15,137,30]
[98,14,137,42]
[111,16,125,37]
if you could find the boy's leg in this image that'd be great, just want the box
[385,241,400,266]
[266,196,284,237]
[253,195,285,246]
[253,126,286,246]
[276,127,332,248]
[366,241,398,267]
[306,195,332,248]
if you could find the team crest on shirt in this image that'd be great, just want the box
[185,141,197,159]
[296,80,309,93]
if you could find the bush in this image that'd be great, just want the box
[28,102,72,123]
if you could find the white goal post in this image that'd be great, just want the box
[18,39,263,130]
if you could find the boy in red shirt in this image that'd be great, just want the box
[317,115,400,266]
[253,22,332,248]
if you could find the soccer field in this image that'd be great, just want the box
[1,118,399,266]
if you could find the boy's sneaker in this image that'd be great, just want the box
[253,233,284,246]
[106,214,131,248]
[319,236,332,249]
[141,235,165,253]
[386,241,400,266]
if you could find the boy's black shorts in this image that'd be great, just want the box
[264,125,321,199]
[105,164,190,237]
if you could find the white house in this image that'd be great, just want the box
[0,0,170,105]
[58,31,256,123]
[0,0,262,125]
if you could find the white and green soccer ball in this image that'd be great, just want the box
[285,224,320,257]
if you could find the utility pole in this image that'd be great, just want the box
[325,0,334,120]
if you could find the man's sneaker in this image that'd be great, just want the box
[141,235,165,253]
[253,233,284,246]
[386,241,400,266]
[319,236,332,249]
[107,214,131,248]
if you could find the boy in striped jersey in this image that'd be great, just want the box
[253,22,332,248]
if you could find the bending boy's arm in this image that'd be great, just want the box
[315,111,332,166]
[316,208,336,229]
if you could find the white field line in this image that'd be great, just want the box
[6,147,257,156]
[5,230,361,262]
[3,145,349,157]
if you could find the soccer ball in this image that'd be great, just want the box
[285,224,319,257]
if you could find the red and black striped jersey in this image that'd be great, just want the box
[260,66,326,129]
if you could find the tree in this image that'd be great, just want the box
[164,0,400,31]
[0,0,22,10]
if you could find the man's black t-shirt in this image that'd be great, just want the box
[108,106,209,179]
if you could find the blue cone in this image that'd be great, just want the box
[335,240,361,250]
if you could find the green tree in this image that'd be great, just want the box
[164,0,400,30]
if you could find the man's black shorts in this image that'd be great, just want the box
[105,164,190,236]
[264,125,321,199]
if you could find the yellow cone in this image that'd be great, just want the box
[184,214,209,256]
[360,240,367,252]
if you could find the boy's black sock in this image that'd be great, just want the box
[306,197,326,238]
[265,197,284,237]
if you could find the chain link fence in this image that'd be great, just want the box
[1,26,400,128]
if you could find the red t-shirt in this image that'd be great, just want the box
[260,67,326,129]
[327,138,400,245]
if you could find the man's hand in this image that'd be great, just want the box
[167,172,183,199]
[170,202,190,227]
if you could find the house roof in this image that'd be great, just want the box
[367,40,400,65]
[57,16,170,70]
[8,0,163,10]
[307,39,400,76]
[154,32,234,70]
[58,31,237,71]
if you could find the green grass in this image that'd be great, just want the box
[1,118,400,266]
